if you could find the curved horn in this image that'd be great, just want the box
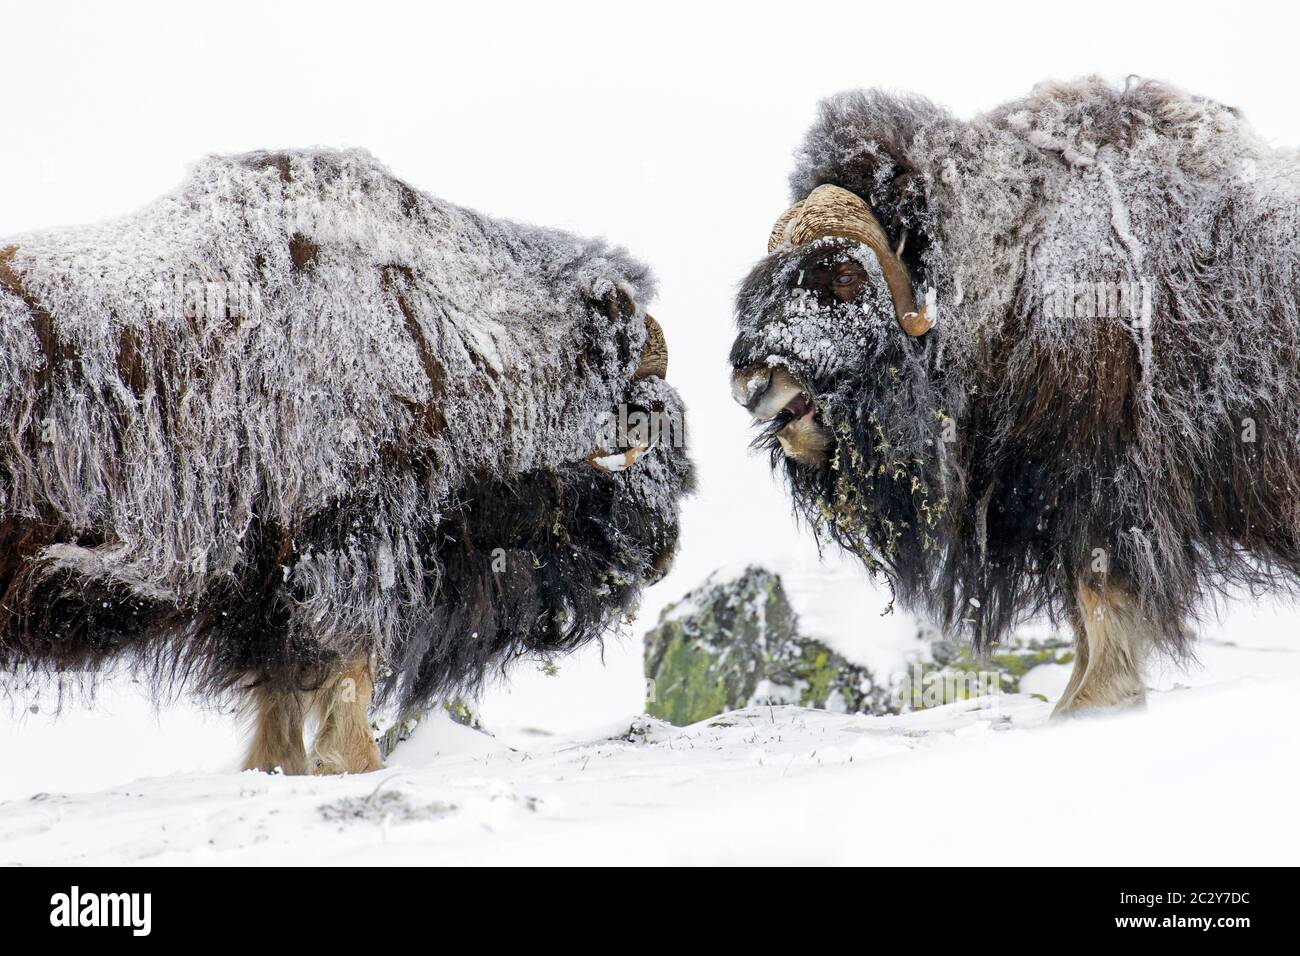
[770,184,931,336]
[767,201,805,254]
[633,314,668,380]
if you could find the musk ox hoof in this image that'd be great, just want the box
[243,760,309,776]
[309,746,386,776]
[1050,687,1147,721]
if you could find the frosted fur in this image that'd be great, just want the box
[734,77,1300,654]
[1,149,692,708]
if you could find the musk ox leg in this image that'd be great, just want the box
[308,657,385,775]
[1052,581,1149,718]
[242,686,309,774]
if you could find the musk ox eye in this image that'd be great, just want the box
[830,263,867,301]
[587,288,632,323]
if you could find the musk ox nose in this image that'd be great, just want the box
[589,314,673,475]
[731,364,808,422]
[731,363,771,410]
[731,363,830,468]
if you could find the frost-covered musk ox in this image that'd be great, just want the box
[730,77,1300,715]
[0,149,692,772]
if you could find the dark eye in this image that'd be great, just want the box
[829,264,866,301]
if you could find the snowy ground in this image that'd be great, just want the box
[3,572,1297,866]
[3,681,1297,866]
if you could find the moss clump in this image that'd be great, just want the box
[812,411,948,598]
[375,697,482,758]
[644,637,735,726]
[896,634,1074,709]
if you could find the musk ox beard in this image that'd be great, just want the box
[0,148,693,773]
[730,77,1300,716]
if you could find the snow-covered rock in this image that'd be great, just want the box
[643,565,890,724]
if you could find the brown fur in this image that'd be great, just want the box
[241,657,384,775]
[777,414,833,467]
[382,264,448,435]
[242,685,309,775]
[288,233,319,271]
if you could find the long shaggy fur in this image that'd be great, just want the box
[733,77,1300,656]
[0,149,693,710]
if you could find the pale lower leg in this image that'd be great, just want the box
[242,685,308,774]
[1053,580,1149,717]
[309,657,385,774]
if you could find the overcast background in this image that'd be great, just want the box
[3,0,1297,769]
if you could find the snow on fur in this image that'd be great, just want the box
[733,77,1300,655]
[0,148,692,709]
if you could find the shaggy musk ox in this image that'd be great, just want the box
[0,149,692,772]
[731,77,1300,715]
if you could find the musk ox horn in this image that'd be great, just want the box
[767,201,805,254]
[768,184,932,336]
[633,314,668,380]
[588,442,655,473]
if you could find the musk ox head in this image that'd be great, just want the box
[729,183,949,602]
[403,302,692,708]
[731,186,932,464]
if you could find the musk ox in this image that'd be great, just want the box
[730,77,1300,715]
[0,148,692,773]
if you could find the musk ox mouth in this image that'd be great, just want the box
[772,391,816,428]
[732,364,833,468]
[588,313,672,475]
